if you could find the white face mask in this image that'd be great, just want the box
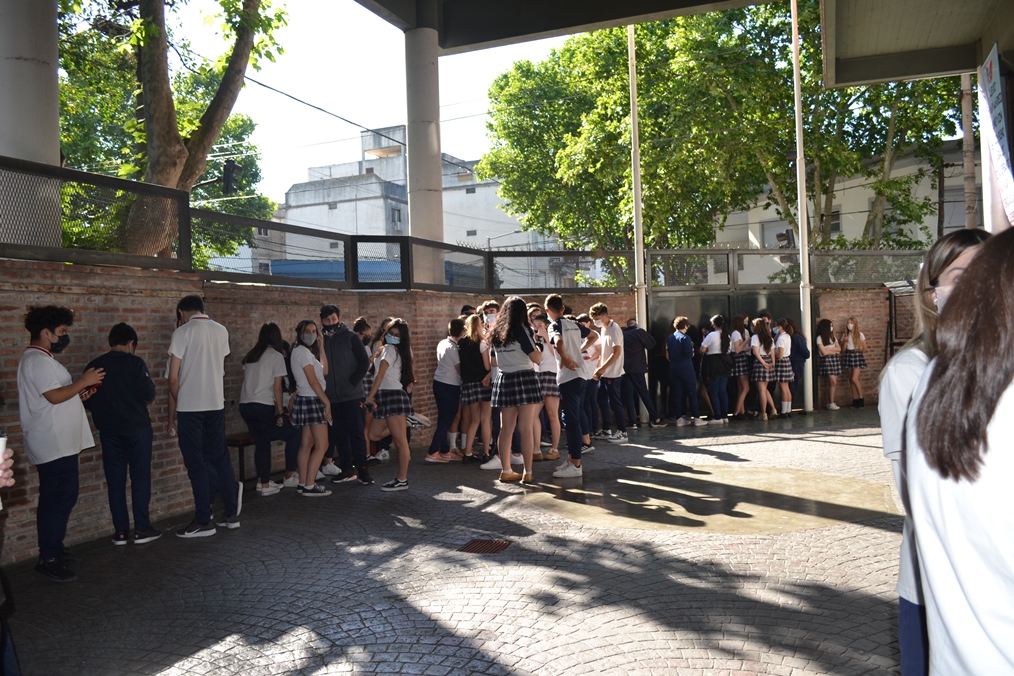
[846,323,854,331]
[934,285,954,311]
[484,313,496,325]
[593,319,604,328]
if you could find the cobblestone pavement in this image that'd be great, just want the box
[7,410,904,675]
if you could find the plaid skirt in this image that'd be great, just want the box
[292,395,327,426]
[361,368,375,397]
[751,354,776,382]
[818,354,842,376]
[492,370,543,409]
[539,370,561,398]
[774,357,795,382]
[461,381,492,406]
[842,350,868,370]
[732,352,751,377]
[374,388,414,419]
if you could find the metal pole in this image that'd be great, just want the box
[627,24,647,329]
[790,0,813,412]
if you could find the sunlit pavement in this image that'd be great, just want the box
[8,409,903,675]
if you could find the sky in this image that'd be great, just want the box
[175,1,567,204]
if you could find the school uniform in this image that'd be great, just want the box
[549,316,590,457]
[701,330,731,420]
[731,329,751,377]
[458,337,492,406]
[667,331,700,419]
[491,329,543,409]
[750,335,776,382]
[372,345,414,419]
[428,338,461,455]
[538,340,560,398]
[816,336,842,375]
[290,344,328,426]
[773,332,795,382]
[842,332,868,370]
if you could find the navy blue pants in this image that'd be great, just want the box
[582,378,599,433]
[790,360,806,408]
[239,403,301,483]
[599,377,626,432]
[558,377,586,459]
[898,598,929,676]
[35,453,79,560]
[177,409,238,524]
[100,427,153,533]
[622,372,659,423]
[428,381,461,455]
[669,367,700,419]
[331,398,369,474]
[706,377,730,420]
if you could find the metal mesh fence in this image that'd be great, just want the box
[738,251,800,285]
[493,252,633,291]
[411,244,486,288]
[810,252,923,285]
[650,252,733,286]
[355,240,404,283]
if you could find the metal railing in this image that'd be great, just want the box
[0,155,926,295]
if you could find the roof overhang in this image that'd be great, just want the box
[354,0,764,55]
[821,0,1014,88]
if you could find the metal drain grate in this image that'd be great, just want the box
[458,539,511,554]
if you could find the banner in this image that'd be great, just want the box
[979,43,1014,224]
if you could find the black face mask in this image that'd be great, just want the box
[322,324,338,336]
[51,334,71,353]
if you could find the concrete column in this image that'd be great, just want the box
[404,0,444,284]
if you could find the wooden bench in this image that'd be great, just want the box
[225,431,255,486]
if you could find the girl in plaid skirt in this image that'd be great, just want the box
[490,296,543,483]
[362,318,392,460]
[731,314,752,419]
[459,314,492,461]
[815,318,842,410]
[841,316,868,408]
[773,319,796,418]
[749,319,778,420]
[365,318,415,492]
[533,313,561,460]
[290,320,332,496]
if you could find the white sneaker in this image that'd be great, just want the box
[722,418,730,424]
[692,418,707,426]
[591,429,611,440]
[675,417,689,427]
[556,459,571,472]
[606,431,627,443]
[256,480,284,493]
[828,403,840,411]
[553,463,583,478]
[259,483,281,496]
[321,462,341,476]
[315,470,325,481]
[480,456,503,470]
[510,453,524,465]
[375,449,390,463]
[282,475,300,488]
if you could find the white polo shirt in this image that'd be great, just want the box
[598,320,625,378]
[290,344,326,397]
[775,332,792,359]
[168,313,230,412]
[17,346,95,465]
[239,348,288,407]
[433,338,461,386]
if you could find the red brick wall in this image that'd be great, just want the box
[0,259,634,564]
[813,289,891,407]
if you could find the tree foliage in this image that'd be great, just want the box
[480,0,962,255]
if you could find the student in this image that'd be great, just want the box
[905,228,1014,674]
[730,314,752,419]
[749,318,778,420]
[841,317,868,408]
[589,303,627,443]
[786,318,810,411]
[772,319,795,418]
[290,319,332,497]
[238,323,302,497]
[577,314,604,438]
[667,317,705,426]
[458,314,490,464]
[365,319,415,491]
[84,323,159,544]
[532,314,561,460]
[879,228,989,676]
[363,318,392,463]
[700,314,732,424]
[427,318,464,463]
[815,318,842,410]
[489,296,543,483]
[546,295,593,477]
[621,319,666,428]
[18,306,104,581]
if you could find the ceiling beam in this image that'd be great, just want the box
[833,44,979,88]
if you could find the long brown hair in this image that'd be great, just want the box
[386,318,415,387]
[917,228,1014,481]
[752,318,772,352]
[294,320,321,360]
[243,323,284,364]
[816,318,835,346]
[491,296,530,348]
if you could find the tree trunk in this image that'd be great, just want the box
[961,72,978,228]
[822,169,837,241]
[862,98,901,246]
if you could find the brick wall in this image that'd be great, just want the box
[0,259,633,564]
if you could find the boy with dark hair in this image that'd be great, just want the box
[18,306,104,581]
[545,294,594,478]
[84,323,159,546]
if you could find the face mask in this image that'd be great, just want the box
[51,334,71,353]
[846,323,854,331]
[386,334,401,345]
[302,333,317,346]
[322,324,338,336]
[593,319,604,328]
[484,314,496,325]
[772,327,780,335]
[361,334,371,345]
[934,285,954,311]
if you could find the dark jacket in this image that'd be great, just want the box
[83,351,156,432]
[622,326,656,375]
[790,332,811,363]
[321,322,371,403]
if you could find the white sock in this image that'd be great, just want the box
[447,432,457,449]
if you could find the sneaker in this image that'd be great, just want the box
[111,531,130,546]
[331,470,359,484]
[553,463,583,479]
[282,474,300,488]
[650,418,668,428]
[676,417,689,427]
[132,528,162,545]
[406,413,432,427]
[444,451,463,462]
[176,520,216,539]
[236,481,243,517]
[499,470,522,482]
[256,480,284,493]
[35,557,76,582]
[381,478,409,492]
[510,453,524,465]
[315,470,325,481]
[689,417,704,426]
[606,431,628,443]
[216,516,241,530]
[591,429,611,440]
[375,449,391,463]
[556,459,571,472]
[321,462,341,476]
[425,453,449,464]
[357,472,375,486]
[300,484,331,497]
[628,423,639,430]
[461,453,482,464]
[540,439,551,447]
[581,444,595,454]
[543,449,560,461]
[480,456,503,470]
[667,417,681,424]
[259,483,282,496]
[828,403,840,411]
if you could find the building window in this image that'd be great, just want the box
[365,167,374,175]
[258,262,270,274]
[466,229,477,237]
[465,187,476,194]
[392,208,401,223]
[329,241,341,249]
[828,208,841,235]
[256,227,269,236]
[328,203,337,210]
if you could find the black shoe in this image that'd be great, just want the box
[857,398,865,408]
[381,478,409,492]
[176,520,217,539]
[357,472,375,486]
[36,557,76,582]
[133,528,162,544]
[111,531,130,546]
[649,418,668,428]
[215,516,241,530]
[462,453,482,464]
[331,469,359,484]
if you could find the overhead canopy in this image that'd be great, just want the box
[353,0,761,54]
[821,0,1014,87]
